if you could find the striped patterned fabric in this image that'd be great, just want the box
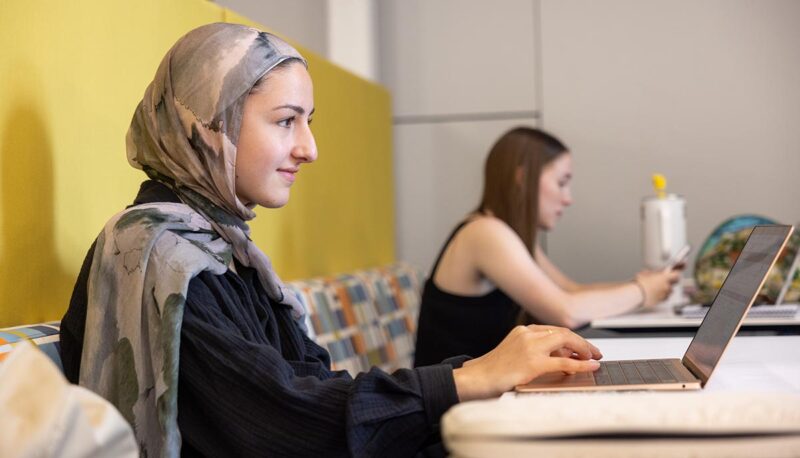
[287,263,424,376]
[0,322,62,371]
[0,264,424,378]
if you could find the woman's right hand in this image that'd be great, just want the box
[635,269,682,308]
[451,325,602,401]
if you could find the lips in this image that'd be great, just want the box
[278,168,298,183]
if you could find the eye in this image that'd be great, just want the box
[277,116,295,128]
[308,117,314,126]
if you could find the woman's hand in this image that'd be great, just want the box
[452,325,602,401]
[635,269,682,309]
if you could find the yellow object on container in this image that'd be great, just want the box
[652,173,667,199]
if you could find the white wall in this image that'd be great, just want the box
[380,0,800,282]
[213,0,329,56]
[327,0,378,81]
[378,0,540,272]
[540,0,800,281]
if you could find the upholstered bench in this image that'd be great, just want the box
[0,263,424,377]
[0,322,62,370]
[287,262,424,375]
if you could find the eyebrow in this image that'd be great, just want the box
[273,104,315,116]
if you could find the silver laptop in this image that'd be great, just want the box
[517,225,794,393]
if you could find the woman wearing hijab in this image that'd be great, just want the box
[414,127,680,367]
[60,24,602,457]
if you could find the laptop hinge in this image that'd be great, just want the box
[681,357,708,386]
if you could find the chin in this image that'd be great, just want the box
[538,220,556,231]
[257,192,290,209]
[265,199,289,209]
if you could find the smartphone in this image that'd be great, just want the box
[664,245,691,271]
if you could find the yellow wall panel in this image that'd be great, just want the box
[0,1,394,326]
[0,0,221,326]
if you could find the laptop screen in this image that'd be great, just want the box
[683,225,793,382]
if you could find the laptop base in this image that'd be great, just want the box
[516,358,702,393]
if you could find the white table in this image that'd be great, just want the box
[444,336,800,457]
[590,305,800,334]
[495,335,800,396]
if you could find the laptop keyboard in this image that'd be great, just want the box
[594,360,683,386]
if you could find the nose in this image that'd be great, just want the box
[292,123,318,164]
[563,187,573,206]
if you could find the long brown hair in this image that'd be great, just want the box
[475,127,568,256]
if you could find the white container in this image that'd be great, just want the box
[641,194,687,270]
[642,194,688,306]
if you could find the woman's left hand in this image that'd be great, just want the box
[635,269,682,308]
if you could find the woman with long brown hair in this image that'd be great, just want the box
[414,127,680,367]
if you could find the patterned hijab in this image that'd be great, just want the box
[81,23,308,457]
[127,22,308,311]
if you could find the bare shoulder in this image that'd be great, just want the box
[461,215,522,247]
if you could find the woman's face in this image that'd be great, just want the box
[235,62,317,208]
[538,152,573,230]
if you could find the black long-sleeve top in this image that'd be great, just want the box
[60,180,466,457]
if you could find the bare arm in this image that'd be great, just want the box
[534,245,636,292]
[463,218,678,328]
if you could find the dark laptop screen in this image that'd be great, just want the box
[683,225,792,382]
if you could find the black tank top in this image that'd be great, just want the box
[413,221,521,367]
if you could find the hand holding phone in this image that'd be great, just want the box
[664,245,691,271]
